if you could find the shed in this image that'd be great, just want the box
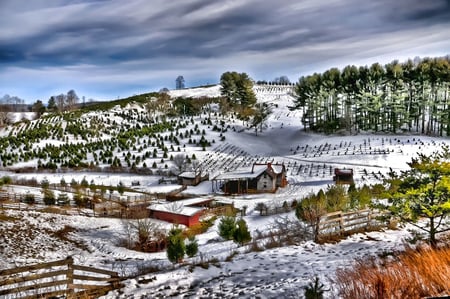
[148,202,205,227]
[177,171,208,186]
[333,168,354,184]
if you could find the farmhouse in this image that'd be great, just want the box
[212,162,287,194]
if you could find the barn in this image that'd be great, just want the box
[148,197,215,227]
[212,162,287,194]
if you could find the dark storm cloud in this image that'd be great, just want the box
[0,0,449,101]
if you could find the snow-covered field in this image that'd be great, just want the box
[1,85,449,298]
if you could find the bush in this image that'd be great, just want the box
[166,227,185,264]
[57,192,69,206]
[218,216,236,240]
[43,189,56,205]
[185,236,198,258]
[233,218,251,246]
[335,245,450,299]
[304,277,328,299]
[185,216,217,236]
[73,193,85,207]
[23,193,35,204]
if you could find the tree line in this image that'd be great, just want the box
[291,56,450,135]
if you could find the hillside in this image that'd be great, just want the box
[0,84,449,298]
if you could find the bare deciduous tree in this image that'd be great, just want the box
[173,154,187,174]
[55,94,65,113]
[66,89,79,111]
[121,214,166,252]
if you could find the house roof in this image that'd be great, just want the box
[178,171,198,179]
[148,203,204,217]
[335,168,353,175]
[214,163,285,181]
[271,164,285,174]
[213,166,266,180]
[177,197,214,206]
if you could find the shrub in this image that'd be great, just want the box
[43,189,56,205]
[233,218,251,246]
[218,216,236,240]
[57,192,69,206]
[166,227,185,264]
[73,193,85,207]
[23,193,35,204]
[185,236,198,258]
[304,276,328,299]
[335,245,450,299]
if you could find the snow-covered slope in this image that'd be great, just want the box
[0,84,449,298]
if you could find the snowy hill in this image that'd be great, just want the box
[0,84,449,298]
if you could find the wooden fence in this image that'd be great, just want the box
[318,209,386,237]
[0,257,123,299]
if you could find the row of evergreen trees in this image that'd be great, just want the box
[291,56,450,135]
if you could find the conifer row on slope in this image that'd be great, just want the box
[291,56,450,135]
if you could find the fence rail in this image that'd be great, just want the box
[319,209,386,237]
[0,257,123,299]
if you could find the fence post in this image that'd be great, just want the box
[66,256,74,297]
[339,212,344,235]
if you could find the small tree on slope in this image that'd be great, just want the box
[383,146,450,247]
[185,236,198,258]
[218,216,236,241]
[166,227,185,264]
[233,218,251,246]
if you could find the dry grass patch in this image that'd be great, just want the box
[0,213,18,221]
[335,244,450,299]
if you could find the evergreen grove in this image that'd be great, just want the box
[291,56,450,135]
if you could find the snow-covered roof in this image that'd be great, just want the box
[335,168,353,175]
[214,163,285,181]
[148,203,204,217]
[175,197,214,206]
[213,166,266,180]
[178,171,198,179]
[271,164,285,174]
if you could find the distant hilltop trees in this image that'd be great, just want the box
[290,56,450,136]
[256,76,294,86]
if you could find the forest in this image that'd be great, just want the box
[291,56,450,136]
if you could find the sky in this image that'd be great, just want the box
[1,0,450,103]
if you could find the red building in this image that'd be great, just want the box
[148,197,214,227]
[148,204,204,227]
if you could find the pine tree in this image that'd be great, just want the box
[218,216,236,240]
[383,146,450,247]
[185,236,198,258]
[43,189,55,205]
[233,218,251,246]
[166,227,185,264]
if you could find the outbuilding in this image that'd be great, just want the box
[148,202,204,227]
[333,168,354,184]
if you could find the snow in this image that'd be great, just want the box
[0,84,449,298]
[149,202,204,217]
